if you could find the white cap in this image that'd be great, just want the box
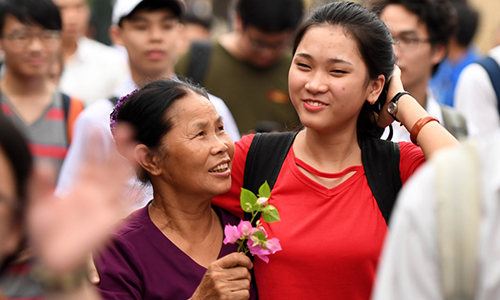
[112,0,184,25]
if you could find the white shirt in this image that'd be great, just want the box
[372,133,500,300]
[59,37,130,106]
[455,46,500,137]
[381,91,444,142]
[56,75,240,207]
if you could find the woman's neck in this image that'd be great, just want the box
[294,126,362,172]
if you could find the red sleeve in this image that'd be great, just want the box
[212,134,255,218]
[398,141,426,185]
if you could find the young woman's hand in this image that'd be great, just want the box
[376,65,405,128]
[189,252,253,300]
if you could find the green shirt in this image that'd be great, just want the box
[175,41,300,134]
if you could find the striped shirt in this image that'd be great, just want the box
[0,91,69,176]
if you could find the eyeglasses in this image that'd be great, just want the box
[3,30,61,48]
[392,35,431,51]
[248,33,288,52]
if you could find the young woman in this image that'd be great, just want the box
[212,2,459,299]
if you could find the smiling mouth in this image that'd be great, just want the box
[209,163,229,173]
[305,100,327,106]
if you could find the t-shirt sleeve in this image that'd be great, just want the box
[398,142,426,185]
[211,134,255,219]
[94,235,144,300]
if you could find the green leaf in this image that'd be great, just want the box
[262,205,281,223]
[258,181,271,198]
[252,230,267,242]
[240,188,258,212]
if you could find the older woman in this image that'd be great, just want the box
[94,80,257,300]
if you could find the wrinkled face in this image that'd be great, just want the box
[288,25,381,133]
[240,26,291,68]
[380,4,443,92]
[52,0,90,41]
[0,14,61,78]
[0,147,21,265]
[115,9,181,78]
[156,92,235,199]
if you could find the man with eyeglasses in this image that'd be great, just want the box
[0,0,84,298]
[367,0,474,142]
[175,0,304,134]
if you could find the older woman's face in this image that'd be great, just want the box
[0,147,21,264]
[157,92,235,198]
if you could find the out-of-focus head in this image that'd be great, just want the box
[453,2,479,47]
[115,79,234,198]
[367,0,457,90]
[176,1,213,56]
[0,0,62,78]
[51,0,90,42]
[231,0,304,68]
[290,1,394,137]
[0,115,33,273]
[110,0,185,79]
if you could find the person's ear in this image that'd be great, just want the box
[233,13,243,33]
[134,144,163,177]
[366,74,385,105]
[430,43,446,66]
[109,25,124,46]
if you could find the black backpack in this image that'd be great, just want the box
[243,132,402,226]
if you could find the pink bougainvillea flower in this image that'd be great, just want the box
[238,220,256,237]
[223,224,242,244]
[247,236,282,263]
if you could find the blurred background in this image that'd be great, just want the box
[88,0,500,54]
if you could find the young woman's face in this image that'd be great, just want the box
[154,92,235,199]
[0,147,21,265]
[288,25,380,133]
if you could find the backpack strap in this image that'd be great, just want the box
[187,41,212,85]
[243,132,298,225]
[476,56,500,115]
[359,136,402,225]
[62,93,84,145]
[436,140,480,300]
[440,104,468,141]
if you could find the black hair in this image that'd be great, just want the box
[453,2,479,47]
[0,115,33,274]
[293,1,396,138]
[234,0,304,33]
[367,0,458,75]
[117,79,209,183]
[119,0,183,27]
[0,0,62,35]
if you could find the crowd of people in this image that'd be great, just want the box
[0,0,499,299]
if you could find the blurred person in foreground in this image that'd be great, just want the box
[52,0,129,106]
[372,132,500,300]
[0,113,134,300]
[175,0,304,134]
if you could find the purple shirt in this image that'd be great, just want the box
[95,204,257,300]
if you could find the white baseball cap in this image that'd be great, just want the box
[112,0,184,25]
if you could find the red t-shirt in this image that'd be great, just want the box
[212,134,425,300]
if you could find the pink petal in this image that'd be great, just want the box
[255,254,270,263]
[265,238,282,254]
[223,224,241,244]
[238,220,254,237]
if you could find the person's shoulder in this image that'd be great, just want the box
[236,133,256,150]
[79,98,115,120]
[112,205,151,240]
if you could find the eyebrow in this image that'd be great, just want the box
[129,16,177,23]
[295,53,352,65]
